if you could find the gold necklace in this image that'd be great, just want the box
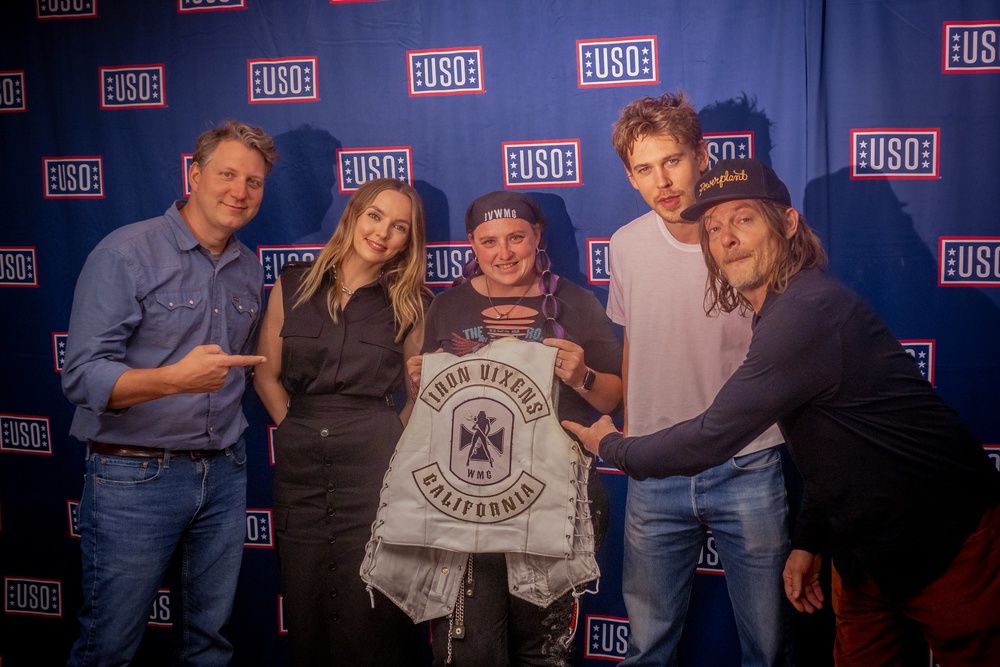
[336,265,381,296]
[484,275,535,319]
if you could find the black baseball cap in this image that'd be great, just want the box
[680,158,792,221]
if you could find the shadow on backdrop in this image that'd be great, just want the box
[699,93,775,166]
[804,168,1000,431]
[415,179,452,249]
[530,191,590,292]
[246,125,341,249]
[801,167,1000,664]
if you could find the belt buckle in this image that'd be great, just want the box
[183,448,222,460]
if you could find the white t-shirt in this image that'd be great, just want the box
[607,210,782,454]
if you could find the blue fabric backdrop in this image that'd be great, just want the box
[2,1,997,665]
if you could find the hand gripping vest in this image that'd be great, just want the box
[361,337,599,623]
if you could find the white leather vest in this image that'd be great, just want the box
[361,337,599,623]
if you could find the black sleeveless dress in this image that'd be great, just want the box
[273,263,423,666]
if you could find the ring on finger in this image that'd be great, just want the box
[556,358,563,369]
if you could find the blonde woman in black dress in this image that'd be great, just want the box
[255,178,430,666]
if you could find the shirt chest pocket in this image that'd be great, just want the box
[279,318,323,339]
[225,292,261,354]
[146,291,204,347]
[279,317,325,372]
[156,291,201,311]
[358,327,404,393]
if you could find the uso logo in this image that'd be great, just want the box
[267,424,277,465]
[577,36,657,88]
[696,530,725,575]
[704,132,754,169]
[899,340,934,385]
[943,22,1000,73]
[67,499,81,539]
[258,245,324,288]
[53,332,68,372]
[938,237,1000,287]
[336,147,412,193]
[587,238,610,285]
[0,248,37,287]
[36,0,98,20]
[0,71,26,112]
[149,589,171,628]
[248,57,318,104]
[278,595,288,634]
[245,509,274,549]
[1,414,52,455]
[407,47,484,96]
[585,615,630,661]
[181,154,194,196]
[503,140,581,188]
[44,157,103,199]
[100,65,165,109]
[178,0,246,12]
[851,129,939,179]
[5,577,62,618]
[425,242,474,287]
[985,444,1000,473]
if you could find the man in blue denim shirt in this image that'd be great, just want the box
[62,120,277,667]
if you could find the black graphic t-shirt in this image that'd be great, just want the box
[422,277,622,425]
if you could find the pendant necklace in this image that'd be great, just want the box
[485,275,535,319]
[336,265,382,297]
[338,266,356,295]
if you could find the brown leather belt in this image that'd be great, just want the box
[89,441,224,460]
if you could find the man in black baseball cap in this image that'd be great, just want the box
[686,157,806,313]
[566,158,1000,665]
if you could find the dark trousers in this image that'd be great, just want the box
[430,553,575,667]
[832,503,1000,666]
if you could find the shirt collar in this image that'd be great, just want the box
[329,263,392,299]
[375,273,392,301]
[348,272,393,303]
[166,201,201,252]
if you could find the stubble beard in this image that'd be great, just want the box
[722,256,765,294]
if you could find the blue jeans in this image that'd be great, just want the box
[68,439,248,667]
[621,446,790,667]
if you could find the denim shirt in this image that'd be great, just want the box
[62,202,264,450]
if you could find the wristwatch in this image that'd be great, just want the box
[577,367,596,393]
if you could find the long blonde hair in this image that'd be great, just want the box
[294,178,428,341]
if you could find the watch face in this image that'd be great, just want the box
[582,368,596,391]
